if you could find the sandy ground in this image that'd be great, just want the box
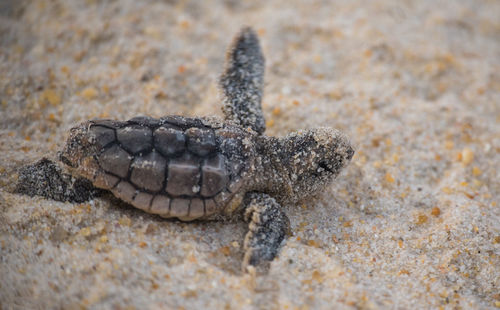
[1,0,499,309]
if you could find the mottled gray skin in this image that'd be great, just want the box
[31,27,354,270]
[220,27,266,134]
[15,158,102,203]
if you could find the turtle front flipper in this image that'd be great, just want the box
[219,27,266,135]
[242,192,290,272]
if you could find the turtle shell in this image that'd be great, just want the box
[84,116,245,220]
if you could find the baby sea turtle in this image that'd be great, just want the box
[23,28,354,270]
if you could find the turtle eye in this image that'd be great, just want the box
[318,161,333,173]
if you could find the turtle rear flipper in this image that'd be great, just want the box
[15,158,101,203]
[220,27,266,135]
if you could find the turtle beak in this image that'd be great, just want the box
[346,145,355,162]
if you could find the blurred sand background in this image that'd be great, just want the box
[1,0,499,309]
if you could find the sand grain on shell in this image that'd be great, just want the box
[1,0,499,309]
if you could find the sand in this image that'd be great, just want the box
[1,0,499,309]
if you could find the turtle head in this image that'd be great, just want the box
[276,127,354,201]
[306,127,354,179]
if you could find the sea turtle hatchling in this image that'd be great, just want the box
[21,27,354,270]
